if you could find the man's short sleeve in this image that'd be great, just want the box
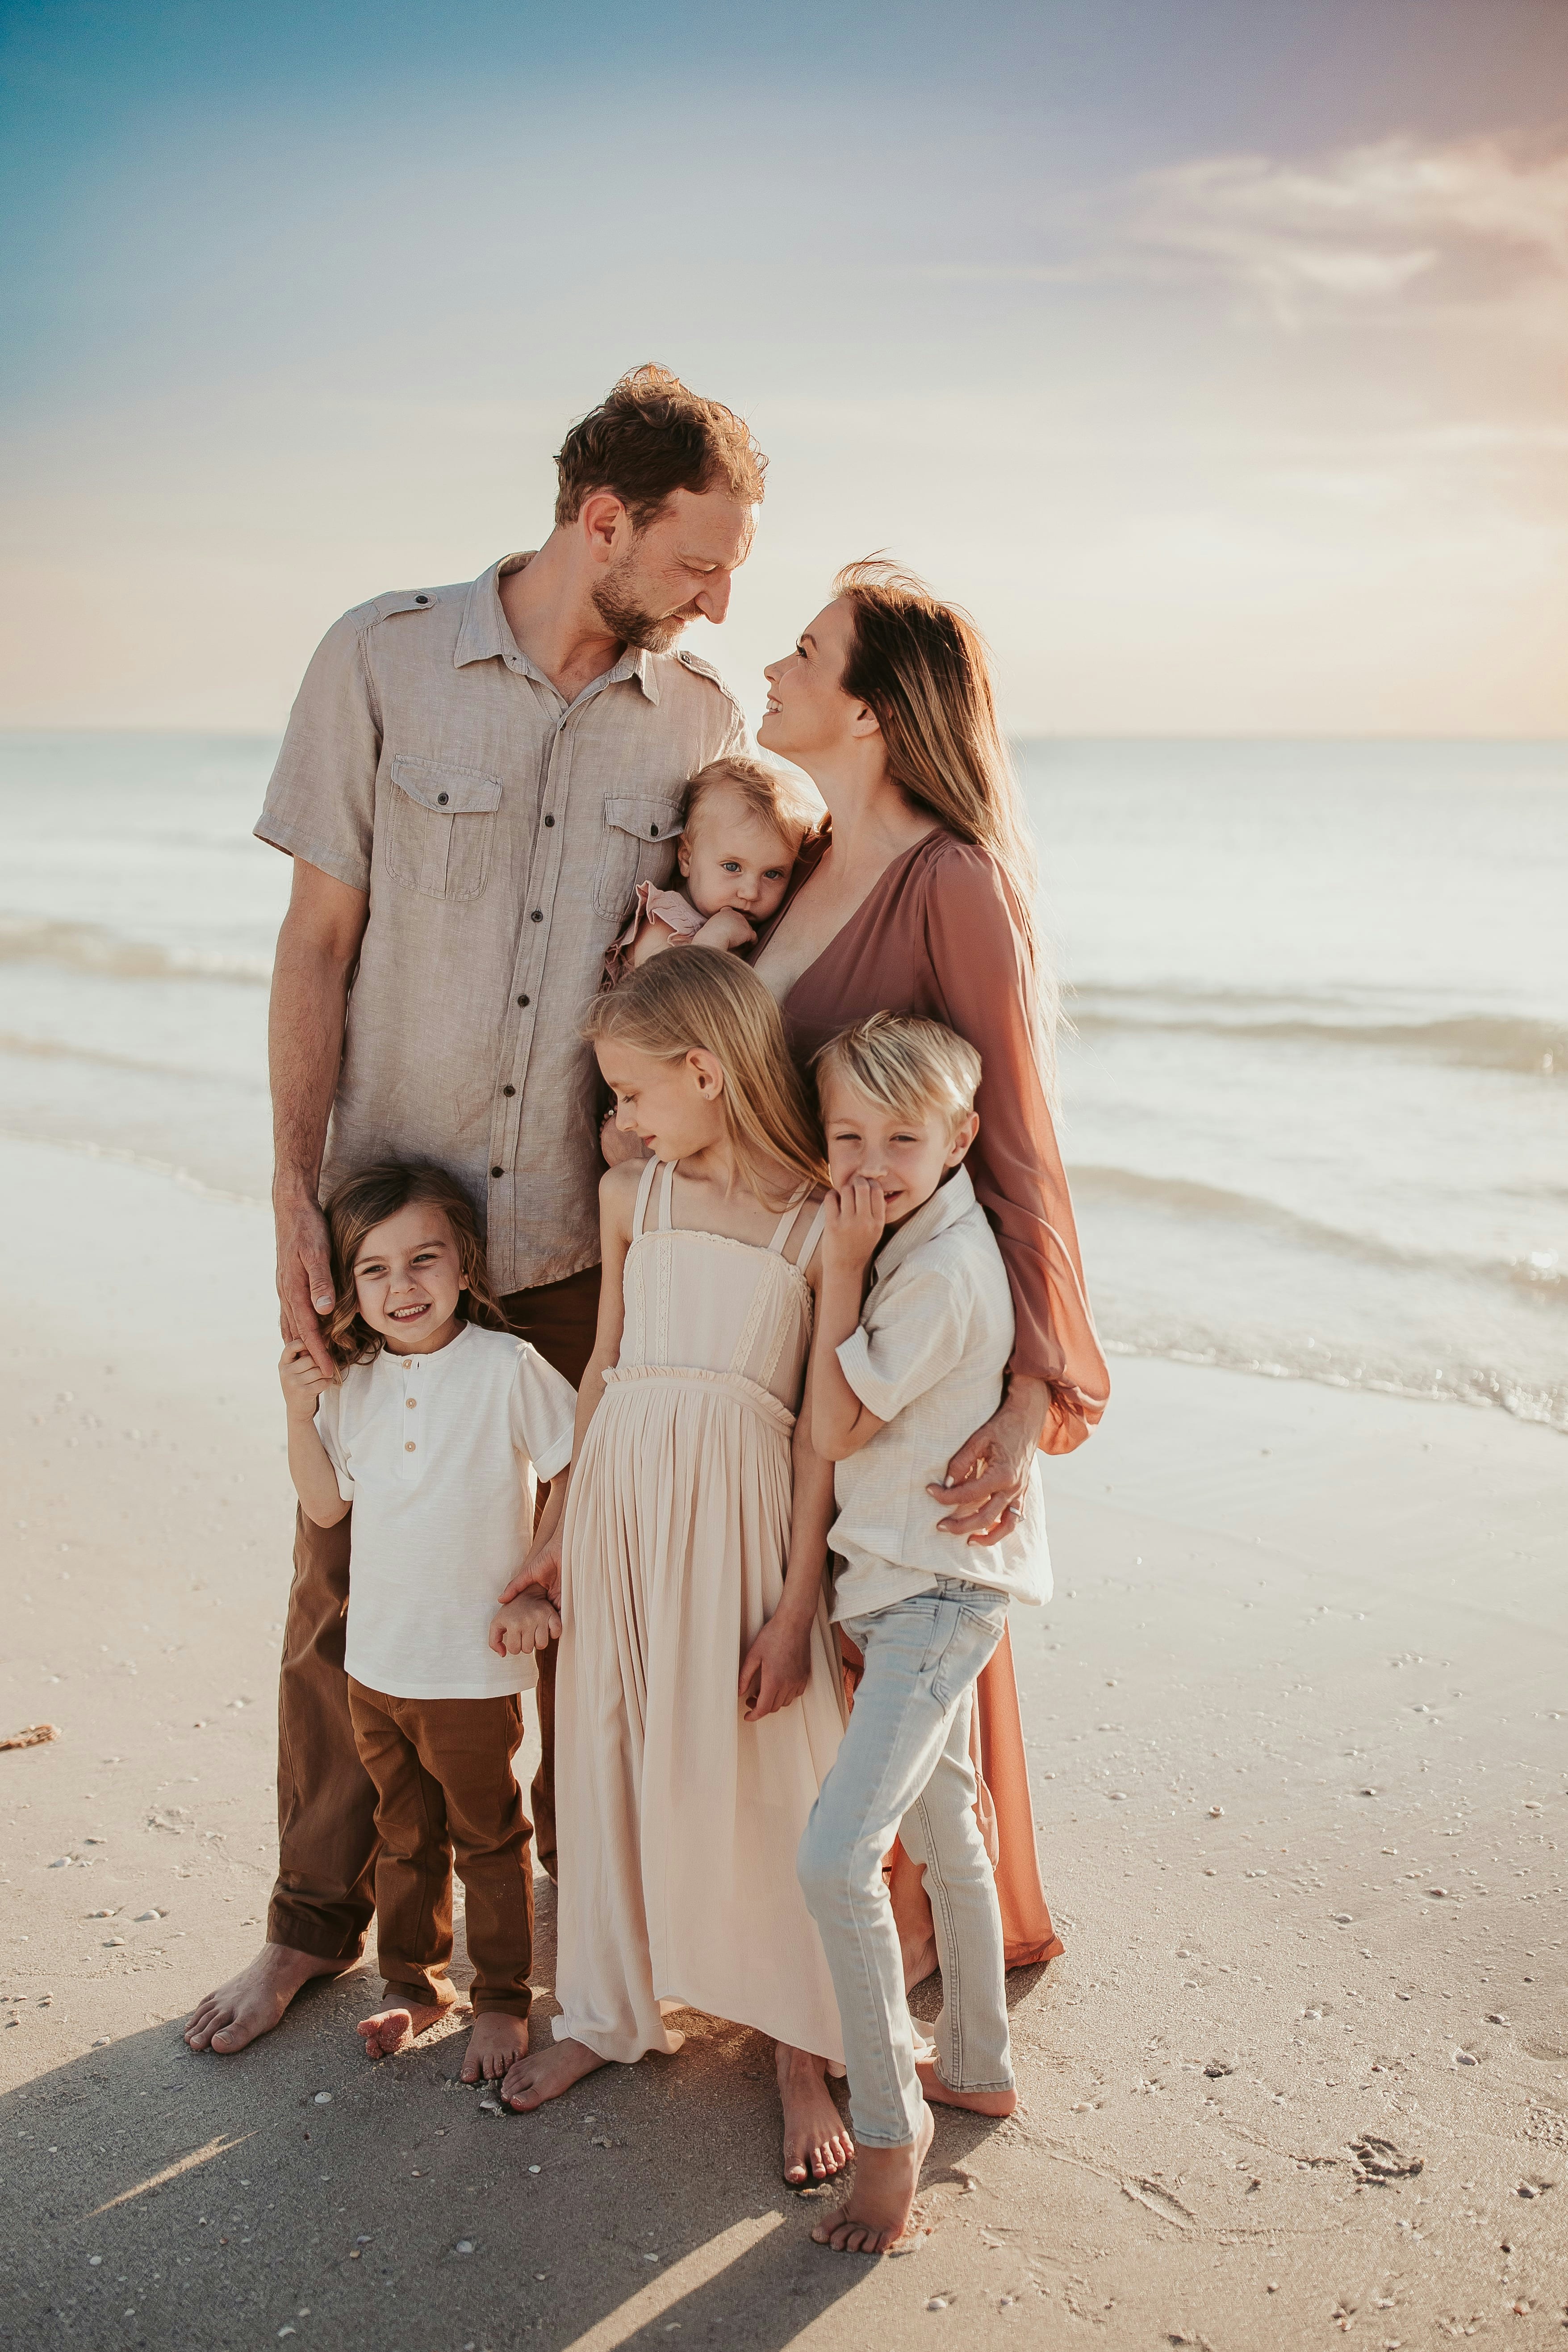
[313,1380,356,1502]
[836,1265,970,1426]
[510,1341,577,1483]
[254,607,380,893]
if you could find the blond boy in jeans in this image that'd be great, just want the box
[798,1015,1050,2254]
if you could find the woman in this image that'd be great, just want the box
[750,560,1109,1977]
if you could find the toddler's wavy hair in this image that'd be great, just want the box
[682,754,821,857]
[582,948,828,1207]
[322,1161,509,1369]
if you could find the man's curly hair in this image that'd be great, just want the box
[554,363,766,531]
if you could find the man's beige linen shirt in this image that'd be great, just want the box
[256,554,746,1293]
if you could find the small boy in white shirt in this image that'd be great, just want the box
[796,1014,1050,2256]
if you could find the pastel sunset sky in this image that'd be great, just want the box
[3,0,1565,735]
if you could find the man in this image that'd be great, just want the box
[186,365,763,2055]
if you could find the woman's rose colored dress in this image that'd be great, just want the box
[754,826,1110,1971]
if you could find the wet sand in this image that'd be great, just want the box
[3,1140,1565,2349]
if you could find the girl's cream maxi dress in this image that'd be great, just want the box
[552,1154,849,2066]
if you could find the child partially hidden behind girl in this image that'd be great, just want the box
[279,1163,577,2084]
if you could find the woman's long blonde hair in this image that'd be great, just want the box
[833,557,1060,1094]
[583,948,828,1207]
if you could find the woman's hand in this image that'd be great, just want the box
[495,1533,562,1612]
[928,1374,1048,1546]
[739,1608,814,1721]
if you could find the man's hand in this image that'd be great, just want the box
[929,1374,1048,1547]
[739,1610,813,1722]
[690,907,758,953]
[489,1588,562,1659]
[276,1188,337,1380]
[821,1178,886,1283]
[279,1341,332,1422]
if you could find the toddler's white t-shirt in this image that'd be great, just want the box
[314,1321,575,1700]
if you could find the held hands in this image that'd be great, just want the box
[738,1609,813,1723]
[495,1534,563,1612]
[276,1192,337,1379]
[279,1340,332,1422]
[489,1587,562,1659]
[690,907,758,953]
[821,1178,886,1281]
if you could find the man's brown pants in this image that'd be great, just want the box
[346,1680,532,2015]
[266,1263,600,1964]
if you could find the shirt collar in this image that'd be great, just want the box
[376,1320,475,1373]
[869,1164,977,1289]
[455,553,660,703]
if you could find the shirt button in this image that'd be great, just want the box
[502,1083,515,1097]
[516,994,531,1008]
[544,814,555,827]
[649,823,659,837]
[405,1396,417,1409]
[414,594,429,606]
[530,909,543,923]
[405,1440,417,1453]
[437,791,449,806]
[491,1165,504,1178]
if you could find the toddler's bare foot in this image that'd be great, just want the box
[185,1943,346,2054]
[358,1996,458,2059]
[812,2105,935,2254]
[461,2012,530,2082]
[916,2059,1016,2117]
[777,2043,855,2185]
[502,2034,607,2111]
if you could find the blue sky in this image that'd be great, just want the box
[3,0,1565,732]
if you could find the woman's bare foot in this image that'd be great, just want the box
[501,2034,607,2112]
[184,1943,346,2054]
[916,2060,1016,2117]
[778,2043,855,2185]
[812,2105,935,2254]
[461,2012,530,2082]
[358,1996,459,2058]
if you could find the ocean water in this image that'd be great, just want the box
[2,731,1564,1433]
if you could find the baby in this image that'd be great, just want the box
[604,754,819,979]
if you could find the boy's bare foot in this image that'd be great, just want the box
[501,2034,607,2111]
[184,1943,346,2054]
[460,2012,530,2082]
[916,2059,1016,2117]
[778,2043,855,2185]
[812,2105,935,2254]
[358,1996,459,2058]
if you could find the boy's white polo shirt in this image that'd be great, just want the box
[828,1166,1050,1624]
[314,1321,575,1700]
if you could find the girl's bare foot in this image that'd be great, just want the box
[185,1943,346,2054]
[916,2059,1016,2117]
[812,2105,935,2254]
[777,2043,855,2185]
[501,2034,607,2111]
[358,1996,459,2058]
[461,2012,530,2082]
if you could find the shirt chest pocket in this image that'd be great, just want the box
[593,794,685,918]
[383,756,503,902]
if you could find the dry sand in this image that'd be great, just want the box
[3,1138,1565,2349]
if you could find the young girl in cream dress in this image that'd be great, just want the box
[489,949,853,2183]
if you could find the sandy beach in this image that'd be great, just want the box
[3,1136,1565,2350]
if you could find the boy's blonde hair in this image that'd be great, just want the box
[813,1012,983,1136]
[682,754,820,856]
[583,947,828,1207]
[322,1161,510,1368]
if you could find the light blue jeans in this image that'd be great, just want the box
[797,1579,1013,2147]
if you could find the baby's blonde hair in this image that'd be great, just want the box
[682,754,820,856]
[813,1012,982,1136]
[583,947,828,1207]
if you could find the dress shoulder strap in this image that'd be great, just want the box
[658,1156,678,1231]
[766,1197,803,1254]
[790,1198,830,1270]
[631,1155,660,1242]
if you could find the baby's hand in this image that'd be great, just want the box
[822,1178,886,1278]
[690,907,758,953]
[488,1587,562,1659]
[279,1340,332,1422]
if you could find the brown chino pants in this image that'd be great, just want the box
[346,1680,533,2015]
[266,1262,601,1963]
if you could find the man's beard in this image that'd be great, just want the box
[590,554,700,655]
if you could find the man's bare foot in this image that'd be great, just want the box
[916,2059,1016,2117]
[778,2043,855,2185]
[460,2012,530,2082]
[358,1996,460,2059]
[501,2034,607,2112]
[812,2105,935,2254]
[184,1943,346,2054]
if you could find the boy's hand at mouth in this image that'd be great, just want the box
[822,1178,886,1280]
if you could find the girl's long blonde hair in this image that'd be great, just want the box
[583,948,828,1207]
[833,557,1060,1098]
